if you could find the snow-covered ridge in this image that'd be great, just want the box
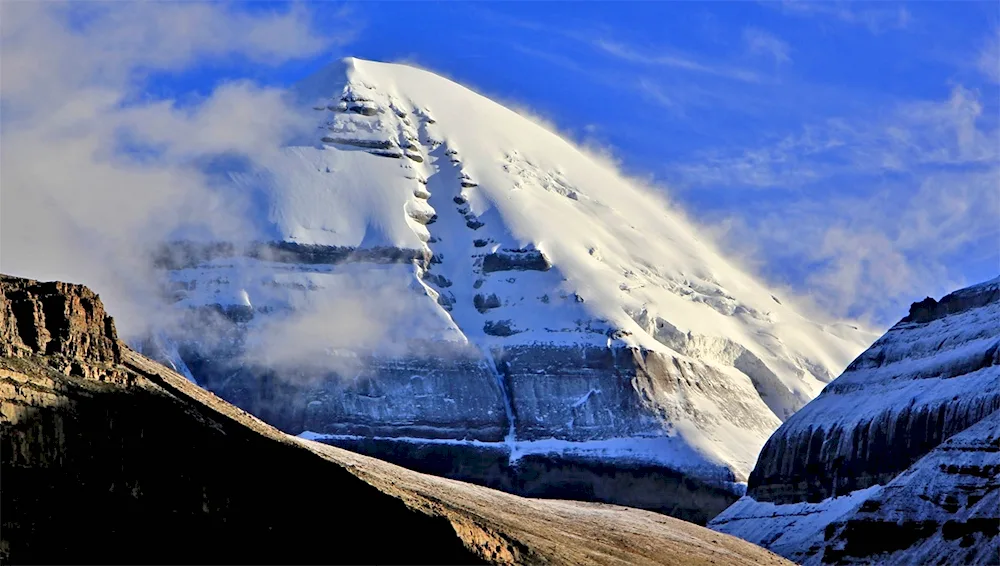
[710,277,1000,563]
[150,58,874,506]
[746,276,999,504]
[712,410,1000,565]
[820,410,1000,565]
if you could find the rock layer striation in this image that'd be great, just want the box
[709,277,1000,565]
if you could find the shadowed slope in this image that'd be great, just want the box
[0,274,790,566]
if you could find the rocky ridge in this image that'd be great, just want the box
[0,274,791,566]
[709,277,1000,565]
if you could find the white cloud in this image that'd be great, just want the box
[743,28,791,64]
[978,29,1000,83]
[0,2,347,337]
[681,84,999,323]
[830,169,995,319]
[775,1,911,34]
[594,39,762,83]
[704,169,999,325]
[672,85,998,190]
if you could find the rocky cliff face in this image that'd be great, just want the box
[746,278,1000,505]
[152,309,753,522]
[1,274,792,566]
[821,409,999,565]
[0,275,121,372]
[709,277,1000,565]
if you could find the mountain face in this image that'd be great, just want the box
[709,277,1000,564]
[0,274,794,566]
[144,57,872,522]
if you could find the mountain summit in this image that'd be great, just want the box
[148,57,874,520]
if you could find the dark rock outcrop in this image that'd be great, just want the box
[474,292,502,313]
[902,281,1000,324]
[0,276,477,565]
[0,274,792,566]
[0,275,121,373]
[483,319,521,337]
[481,248,551,273]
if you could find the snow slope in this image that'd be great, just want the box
[152,58,873,496]
[709,487,881,564]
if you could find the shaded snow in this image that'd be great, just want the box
[709,487,882,565]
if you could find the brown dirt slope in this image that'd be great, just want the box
[0,274,790,566]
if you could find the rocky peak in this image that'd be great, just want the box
[902,277,1000,324]
[0,275,121,376]
[146,58,875,519]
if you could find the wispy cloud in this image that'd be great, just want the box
[743,28,791,64]
[710,165,999,324]
[774,1,912,34]
[978,28,1000,83]
[635,78,680,111]
[679,83,999,323]
[508,43,594,76]
[672,85,998,190]
[0,2,349,337]
[595,39,762,83]
[471,8,764,84]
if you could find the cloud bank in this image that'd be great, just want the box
[0,2,345,336]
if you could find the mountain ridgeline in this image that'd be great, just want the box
[709,277,1000,565]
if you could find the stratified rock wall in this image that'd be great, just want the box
[747,278,1000,504]
[822,410,1000,565]
[183,338,510,442]
[0,275,121,369]
[178,337,759,524]
[710,277,1000,565]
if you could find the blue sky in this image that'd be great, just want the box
[3,1,998,327]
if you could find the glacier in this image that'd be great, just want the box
[142,57,875,523]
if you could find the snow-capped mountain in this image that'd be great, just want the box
[710,277,1000,563]
[147,58,873,521]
